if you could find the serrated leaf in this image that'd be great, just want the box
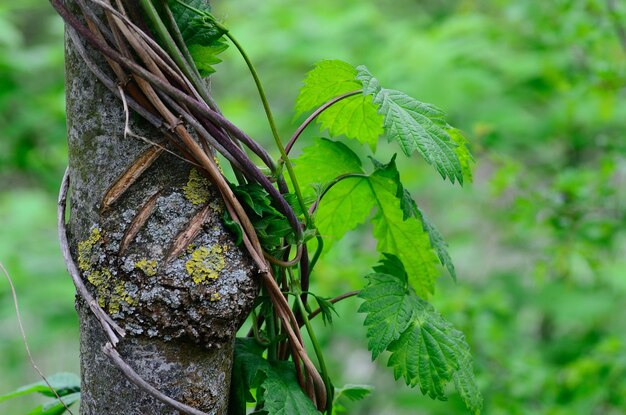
[0,373,80,402]
[230,339,320,415]
[27,392,80,415]
[316,178,374,244]
[262,361,321,415]
[312,294,339,326]
[417,209,456,281]
[295,60,361,117]
[168,0,228,76]
[333,384,373,413]
[293,138,364,199]
[448,128,475,183]
[369,169,440,297]
[187,42,227,76]
[358,272,415,359]
[316,93,383,150]
[334,384,373,402]
[358,257,482,414]
[371,157,457,281]
[357,66,465,185]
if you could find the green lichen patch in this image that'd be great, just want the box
[135,258,158,276]
[210,292,221,302]
[183,169,211,205]
[78,227,102,271]
[108,281,138,314]
[185,245,226,284]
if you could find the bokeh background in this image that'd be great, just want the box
[1,0,626,413]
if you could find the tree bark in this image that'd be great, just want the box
[63,3,257,413]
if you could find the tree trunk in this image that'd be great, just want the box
[63,3,257,413]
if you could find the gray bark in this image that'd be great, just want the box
[64,4,257,414]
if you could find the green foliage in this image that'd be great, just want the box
[295,60,383,148]
[230,339,321,415]
[295,60,361,116]
[357,66,464,184]
[0,373,80,415]
[332,384,373,414]
[231,183,295,252]
[359,255,482,414]
[294,140,454,297]
[169,0,228,76]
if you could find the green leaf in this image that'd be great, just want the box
[312,294,339,326]
[295,60,362,117]
[372,155,456,281]
[295,60,383,148]
[187,42,227,76]
[27,392,80,415]
[315,178,374,244]
[293,138,364,199]
[0,373,80,402]
[369,168,440,297]
[316,93,383,150]
[359,257,482,414]
[357,66,465,185]
[333,384,373,402]
[417,209,456,281]
[332,384,373,414]
[230,338,320,415]
[358,271,415,359]
[261,361,321,415]
[231,183,295,252]
[296,142,441,294]
[168,0,228,76]
[448,128,475,183]
[371,156,457,282]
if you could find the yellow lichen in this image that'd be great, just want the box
[77,227,102,271]
[135,258,158,276]
[183,169,210,205]
[185,245,226,284]
[210,292,221,302]
[108,281,137,314]
[186,244,197,254]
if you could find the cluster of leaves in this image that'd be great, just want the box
[1,1,480,414]
[227,58,481,412]
[0,373,80,415]
[166,4,480,410]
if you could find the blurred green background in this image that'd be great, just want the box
[1,0,626,413]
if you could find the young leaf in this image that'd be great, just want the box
[332,384,373,414]
[357,66,465,185]
[357,271,415,359]
[0,373,80,402]
[417,209,456,281]
[312,294,339,326]
[315,178,374,244]
[315,94,383,149]
[168,0,229,76]
[230,338,321,415]
[295,60,383,148]
[27,392,81,415]
[261,361,321,415]
[448,128,475,183]
[293,138,364,199]
[359,256,482,414]
[371,156,457,281]
[295,60,362,117]
[333,384,373,402]
[369,168,440,297]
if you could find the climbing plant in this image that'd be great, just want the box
[1,0,481,413]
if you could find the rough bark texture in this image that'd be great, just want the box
[64,4,257,413]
